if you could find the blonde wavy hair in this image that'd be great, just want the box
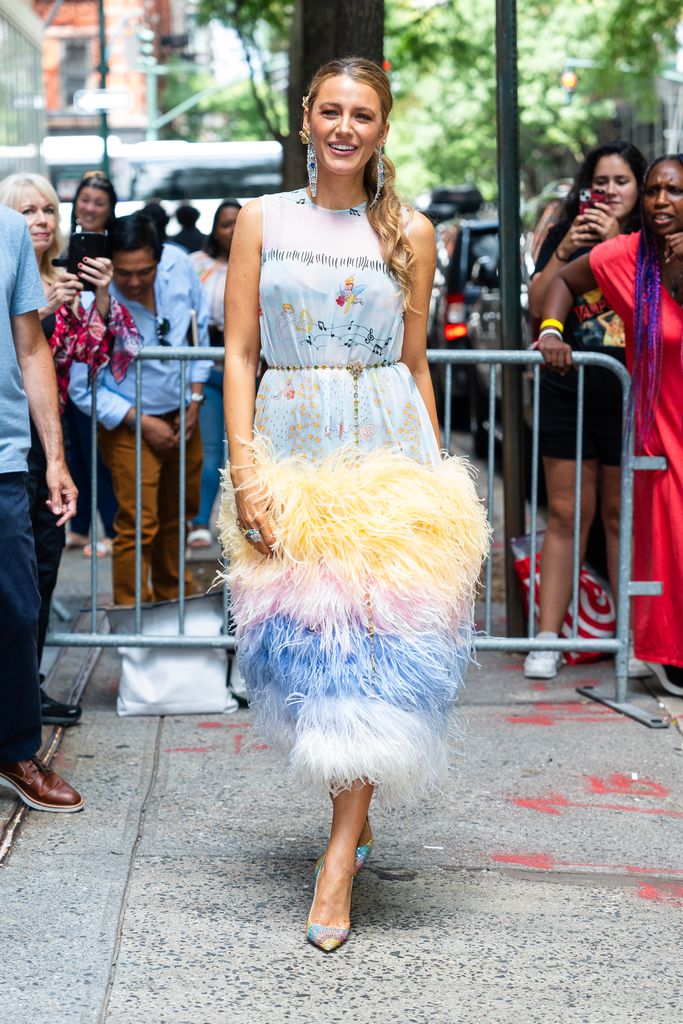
[303,58,416,306]
[0,172,65,284]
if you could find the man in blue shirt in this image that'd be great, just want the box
[70,213,212,604]
[0,204,83,812]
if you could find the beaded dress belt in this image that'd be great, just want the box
[267,360,399,448]
[268,360,398,372]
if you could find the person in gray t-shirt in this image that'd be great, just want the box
[0,204,83,812]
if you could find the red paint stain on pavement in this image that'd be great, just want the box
[197,721,251,730]
[163,747,213,753]
[512,791,683,819]
[637,883,683,906]
[492,853,555,869]
[530,681,548,692]
[586,773,669,798]
[506,700,624,726]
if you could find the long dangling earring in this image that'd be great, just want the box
[371,145,385,207]
[307,140,318,197]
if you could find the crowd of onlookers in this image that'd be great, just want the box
[0,170,241,730]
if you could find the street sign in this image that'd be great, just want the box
[74,89,131,114]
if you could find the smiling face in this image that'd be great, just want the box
[112,246,158,304]
[643,159,683,237]
[75,185,112,232]
[591,154,639,225]
[304,75,388,186]
[17,185,57,255]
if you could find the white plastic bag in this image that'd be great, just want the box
[107,594,237,717]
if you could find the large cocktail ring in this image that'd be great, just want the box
[244,528,263,544]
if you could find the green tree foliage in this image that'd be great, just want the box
[168,0,681,197]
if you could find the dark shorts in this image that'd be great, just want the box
[539,366,623,466]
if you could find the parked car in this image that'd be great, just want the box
[429,218,500,430]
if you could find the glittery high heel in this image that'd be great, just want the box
[305,858,352,953]
[354,819,374,876]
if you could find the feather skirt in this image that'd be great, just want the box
[217,439,490,805]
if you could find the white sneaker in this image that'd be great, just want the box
[628,647,652,679]
[524,631,563,679]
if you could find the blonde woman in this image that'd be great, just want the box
[0,173,137,721]
[218,58,489,951]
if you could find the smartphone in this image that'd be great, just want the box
[578,188,606,216]
[52,232,107,290]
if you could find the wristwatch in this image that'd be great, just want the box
[189,392,205,405]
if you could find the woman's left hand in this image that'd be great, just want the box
[580,202,620,243]
[78,255,112,290]
[79,256,112,317]
[664,232,683,263]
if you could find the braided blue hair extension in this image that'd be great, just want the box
[631,154,683,448]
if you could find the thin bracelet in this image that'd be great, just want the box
[540,318,565,333]
[538,328,563,342]
[555,250,570,262]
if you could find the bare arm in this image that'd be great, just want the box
[400,212,440,445]
[223,200,275,556]
[12,310,77,525]
[537,253,599,372]
[529,207,618,318]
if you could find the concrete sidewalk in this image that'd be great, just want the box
[2,607,682,1022]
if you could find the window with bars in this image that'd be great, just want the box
[61,39,93,109]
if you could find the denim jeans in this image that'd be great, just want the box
[0,473,42,761]
[193,368,226,528]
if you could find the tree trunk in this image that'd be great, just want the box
[284,0,384,189]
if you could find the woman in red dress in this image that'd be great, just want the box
[537,155,683,695]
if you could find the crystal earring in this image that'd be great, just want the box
[307,140,318,197]
[372,145,385,207]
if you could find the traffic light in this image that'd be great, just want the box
[560,69,578,105]
[137,26,156,67]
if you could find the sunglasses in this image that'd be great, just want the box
[155,316,171,345]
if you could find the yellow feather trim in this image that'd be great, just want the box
[217,438,490,604]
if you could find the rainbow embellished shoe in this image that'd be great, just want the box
[354,821,374,876]
[306,858,352,953]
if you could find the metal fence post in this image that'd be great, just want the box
[495,0,526,637]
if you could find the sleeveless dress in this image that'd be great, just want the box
[218,189,490,805]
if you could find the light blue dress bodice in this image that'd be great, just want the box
[254,189,439,464]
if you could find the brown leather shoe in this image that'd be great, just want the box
[0,756,83,813]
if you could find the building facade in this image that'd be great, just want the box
[33,0,191,142]
[0,0,45,177]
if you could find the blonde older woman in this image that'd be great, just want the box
[0,173,138,722]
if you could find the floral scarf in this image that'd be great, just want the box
[49,298,141,411]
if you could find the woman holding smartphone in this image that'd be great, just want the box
[0,172,136,723]
[524,141,647,680]
[65,171,119,556]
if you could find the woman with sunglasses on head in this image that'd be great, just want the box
[538,154,683,697]
[218,58,489,951]
[186,200,241,549]
[524,141,647,681]
[65,171,119,556]
[0,172,137,724]
[69,212,213,606]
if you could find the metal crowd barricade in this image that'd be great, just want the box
[46,347,667,728]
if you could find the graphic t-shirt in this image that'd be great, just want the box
[0,205,47,472]
[534,220,627,395]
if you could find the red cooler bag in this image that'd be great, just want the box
[511,533,616,665]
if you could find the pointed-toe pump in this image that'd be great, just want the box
[305,857,351,953]
[353,821,374,876]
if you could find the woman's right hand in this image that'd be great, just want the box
[556,216,601,259]
[43,273,83,314]
[538,333,574,373]
[232,467,276,557]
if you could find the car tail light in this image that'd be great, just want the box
[444,292,467,342]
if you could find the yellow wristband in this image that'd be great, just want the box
[540,318,564,333]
